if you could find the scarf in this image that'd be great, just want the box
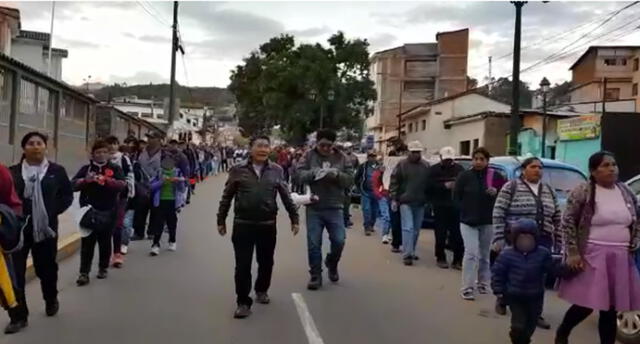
[21,158,56,243]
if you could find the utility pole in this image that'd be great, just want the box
[46,2,55,77]
[396,83,403,139]
[509,1,526,156]
[488,56,493,91]
[168,1,179,128]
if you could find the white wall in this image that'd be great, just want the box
[405,93,510,155]
[10,40,64,81]
[448,119,485,155]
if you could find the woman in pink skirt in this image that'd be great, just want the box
[556,151,640,344]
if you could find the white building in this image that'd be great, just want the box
[11,30,67,81]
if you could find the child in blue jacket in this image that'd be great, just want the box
[491,219,554,344]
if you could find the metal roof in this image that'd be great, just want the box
[17,30,50,42]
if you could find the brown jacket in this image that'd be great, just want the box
[561,181,640,257]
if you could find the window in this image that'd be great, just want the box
[404,81,434,91]
[634,58,639,71]
[421,119,427,131]
[634,83,638,97]
[404,60,437,78]
[473,138,479,150]
[459,140,471,156]
[629,177,640,197]
[604,58,627,66]
[408,122,413,133]
[605,88,620,101]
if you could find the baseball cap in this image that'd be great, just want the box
[439,146,456,160]
[408,141,424,152]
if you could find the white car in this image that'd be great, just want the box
[617,175,640,344]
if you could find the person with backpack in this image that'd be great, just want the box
[355,152,380,236]
[555,151,640,344]
[492,157,561,330]
[72,140,127,286]
[454,147,506,301]
[0,163,22,334]
[105,136,135,268]
[6,132,73,333]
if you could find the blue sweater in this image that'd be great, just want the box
[491,245,553,298]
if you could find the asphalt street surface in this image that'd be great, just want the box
[2,174,600,343]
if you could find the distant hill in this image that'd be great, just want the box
[92,83,235,109]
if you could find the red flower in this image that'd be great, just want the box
[104,169,114,177]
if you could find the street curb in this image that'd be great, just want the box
[24,233,82,282]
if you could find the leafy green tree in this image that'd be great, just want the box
[229,32,376,142]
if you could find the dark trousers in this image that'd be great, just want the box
[343,190,352,226]
[80,228,113,274]
[133,200,152,238]
[433,205,464,263]
[232,223,277,306]
[9,229,58,322]
[151,200,178,246]
[557,305,617,344]
[509,296,543,344]
[391,207,403,249]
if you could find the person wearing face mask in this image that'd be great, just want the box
[555,151,640,344]
[72,140,126,286]
[4,132,73,334]
[491,219,555,344]
[389,141,431,266]
[492,157,561,330]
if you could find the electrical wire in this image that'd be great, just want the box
[136,1,171,27]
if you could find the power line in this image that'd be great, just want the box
[142,1,172,25]
[136,1,170,27]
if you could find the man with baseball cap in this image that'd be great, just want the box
[389,141,431,266]
[428,146,466,270]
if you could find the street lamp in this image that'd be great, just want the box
[539,77,550,158]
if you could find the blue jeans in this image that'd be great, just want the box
[361,191,378,229]
[460,223,493,291]
[376,197,391,236]
[306,208,346,276]
[400,204,425,259]
[121,209,134,246]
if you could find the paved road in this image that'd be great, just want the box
[2,174,600,343]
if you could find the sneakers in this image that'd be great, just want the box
[537,317,552,330]
[233,305,252,319]
[391,247,402,253]
[255,292,270,304]
[477,285,490,295]
[436,260,449,269]
[150,245,160,256]
[76,273,90,286]
[4,320,27,334]
[112,253,124,268]
[461,290,475,301]
[325,258,339,283]
[97,269,108,279]
[381,235,390,245]
[403,257,414,266]
[495,297,507,315]
[45,299,59,317]
[121,245,129,255]
[364,227,373,236]
[168,242,177,252]
[307,275,323,290]
[412,255,420,261]
[451,262,463,271]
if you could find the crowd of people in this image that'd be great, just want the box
[0,130,242,335]
[0,127,638,343]
[216,129,639,344]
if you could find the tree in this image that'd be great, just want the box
[229,32,376,142]
[480,77,533,108]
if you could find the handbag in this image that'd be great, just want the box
[79,207,114,232]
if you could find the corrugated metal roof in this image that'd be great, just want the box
[17,30,50,42]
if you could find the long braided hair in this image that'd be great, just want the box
[587,151,616,212]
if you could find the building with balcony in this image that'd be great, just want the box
[365,28,469,151]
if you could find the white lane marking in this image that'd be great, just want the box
[292,293,325,344]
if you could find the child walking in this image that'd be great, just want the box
[491,219,554,344]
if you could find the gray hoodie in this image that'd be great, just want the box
[295,148,354,210]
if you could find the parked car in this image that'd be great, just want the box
[616,175,640,344]
[422,156,588,228]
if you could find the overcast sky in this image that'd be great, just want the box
[3,1,638,89]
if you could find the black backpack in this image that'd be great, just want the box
[0,204,23,253]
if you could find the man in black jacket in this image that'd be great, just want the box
[428,146,466,270]
[217,135,299,319]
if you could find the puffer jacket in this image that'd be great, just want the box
[491,223,553,298]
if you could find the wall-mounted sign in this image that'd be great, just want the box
[558,114,601,141]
